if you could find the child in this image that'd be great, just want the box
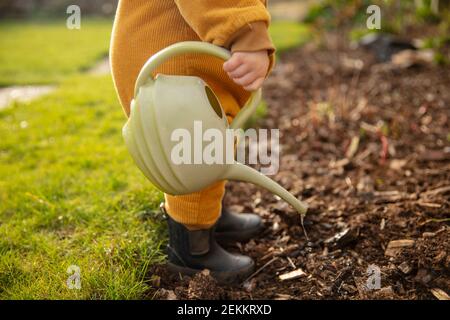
[111,0,275,283]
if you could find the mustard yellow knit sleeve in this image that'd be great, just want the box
[174,0,271,48]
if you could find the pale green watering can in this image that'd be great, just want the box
[123,41,308,216]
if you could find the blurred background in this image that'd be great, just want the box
[0,0,448,300]
[0,0,117,18]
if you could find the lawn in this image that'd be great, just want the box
[0,19,310,299]
[0,75,167,299]
[270,21,312,53]
[0,19,112,86]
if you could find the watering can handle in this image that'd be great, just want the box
[134,41,261,129]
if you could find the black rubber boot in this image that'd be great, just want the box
[162,206,255,284]
[215,207,263,244]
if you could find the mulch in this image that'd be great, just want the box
[150,32,450,300]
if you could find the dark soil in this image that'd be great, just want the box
[151,33,450,300]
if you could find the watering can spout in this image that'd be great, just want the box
[224,162,308,216]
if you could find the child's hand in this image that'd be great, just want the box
[223,50,270,91]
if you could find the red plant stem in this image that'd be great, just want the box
[379,133,388,165]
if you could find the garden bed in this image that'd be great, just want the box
[151,33,449,300]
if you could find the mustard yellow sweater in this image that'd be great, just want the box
[110,0,275,118]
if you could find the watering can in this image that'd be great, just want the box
[122,41,308,216]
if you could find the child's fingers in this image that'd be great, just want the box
[233,72,256,87]
[244,77,265,91]
[227,64,250,79]
[223,55,243,72]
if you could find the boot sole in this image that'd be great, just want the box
[167,260,255,284]
[215,224,263,245]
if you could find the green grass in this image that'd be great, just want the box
[270,21,312,53]
[0,19,112,86]
[0,19,309,299]
[0,75,166,298]
[0,19,309,87]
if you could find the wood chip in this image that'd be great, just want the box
[380,218,386,230]
[345,136,360,159]
[416,201,442,208]
[430,288,450,300]
[385,239,415,257]
[389,159,407,171]
[159,289,177,300]
[279,268,306,281]
[423,185,450,197]
[397,261,413,274]
[324,227,358,247]
[329,158,350,169]
[373,286,395,299]
[373,191,414,204]
[274,293,294,300]
[387,239,415,248]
